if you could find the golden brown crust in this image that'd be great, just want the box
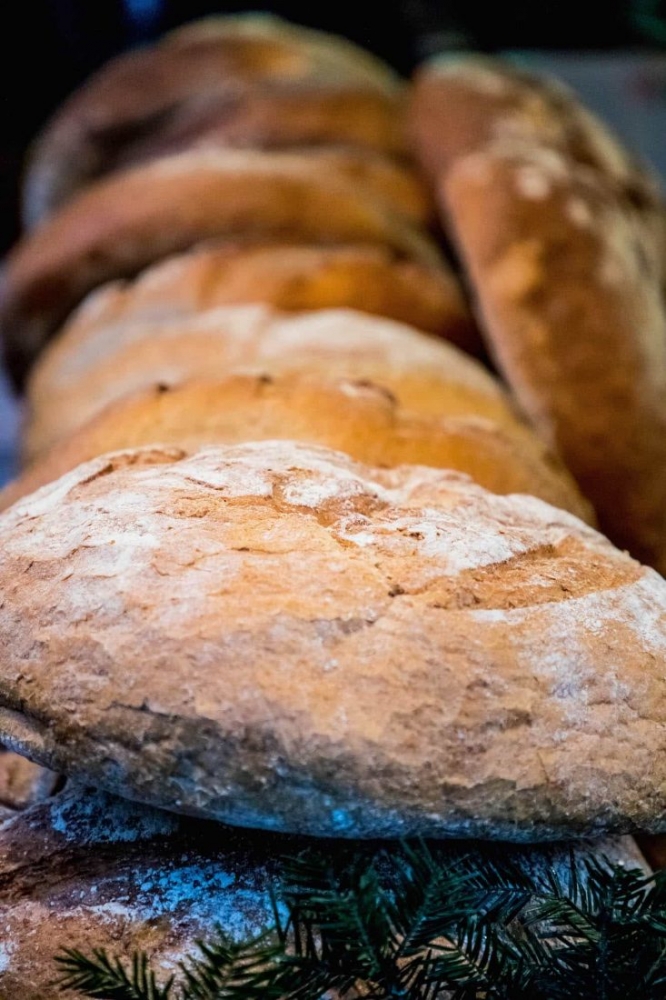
[2,149,439,386]
[23,13,402,227]
[0,441,664,839]
[409,54,660,197]
[2,374,592,522]
[23,307,519,460]
[442,145,666,573]
[58,242,478,351]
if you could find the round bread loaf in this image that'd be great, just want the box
[23,12,402,227]
[442,144,666,574]
[0,440,664,840]
[2,375,592,521]
[2,149,438,387]
[0,783,646,999]
[409,53,661,198]
[57,242,478,351]
[23,307,521,459]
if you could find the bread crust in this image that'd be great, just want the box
[55,242,478,351]
[23,12,402,226]
[2,374,592,522]
[409,54,661,199]
[23,307,518,459]
[2,150,439,387]
[0,441,664,839]
[443,145,666,572]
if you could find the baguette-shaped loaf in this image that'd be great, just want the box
[0,441,664,839]
[2,375,592,521]
[443,145,666,573]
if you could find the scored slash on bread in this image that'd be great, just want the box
[1,374,592,521]
[0,148,441,387]
[0,440,663,839]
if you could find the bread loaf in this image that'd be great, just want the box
[409,54,661,199]
[2,375,592,521]
[0,441,664,840]
[2,150,438,386]
[23,12,402,227]
[0,782,646,999]
[409,53,666,573]
[23,307,522,459]
[56,242,477,350]
[442,145,666,573]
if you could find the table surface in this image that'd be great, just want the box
[1,50,665,489]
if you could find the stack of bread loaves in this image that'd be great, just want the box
[0,16,665,996]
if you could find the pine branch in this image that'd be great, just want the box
[55,949,174,1000]
[54,845,666,1000]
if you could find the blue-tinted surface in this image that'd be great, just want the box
[0,368,19,488]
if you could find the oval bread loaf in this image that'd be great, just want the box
[23,12,402,227]
[0,441,664,840]
[442,145,666,574]
[2,374,592,521]
[2,149,438,386]
[0,782,646,999]
[23,307,515,460]
[57,242,477,351]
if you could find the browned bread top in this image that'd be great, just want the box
[55,242,478,351]
[442,144,666,573]
[0,441,664,839]
[2,149,439,387]
[2,374,593,522]
[409,53,661,200]
[23,12,402,227]
[23,307,518,459]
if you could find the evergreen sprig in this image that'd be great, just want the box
[54,843,666,1000]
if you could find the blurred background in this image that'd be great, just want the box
[1,0,666,483]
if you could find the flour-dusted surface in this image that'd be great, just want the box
[0,782,649,999]
[0,784,279,1000]
[1,373,591,521]
[25,305,510,460]
[0,440,665,839]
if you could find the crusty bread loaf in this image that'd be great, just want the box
[1,441,664,839]
[442,144,666,574]
[56,242,479,352]
[23,307,522,459]
[2,375,592,521]
[23,12,402,227]
[2,150,439,387]
[0,783,646,999]
[409,53,661,199]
